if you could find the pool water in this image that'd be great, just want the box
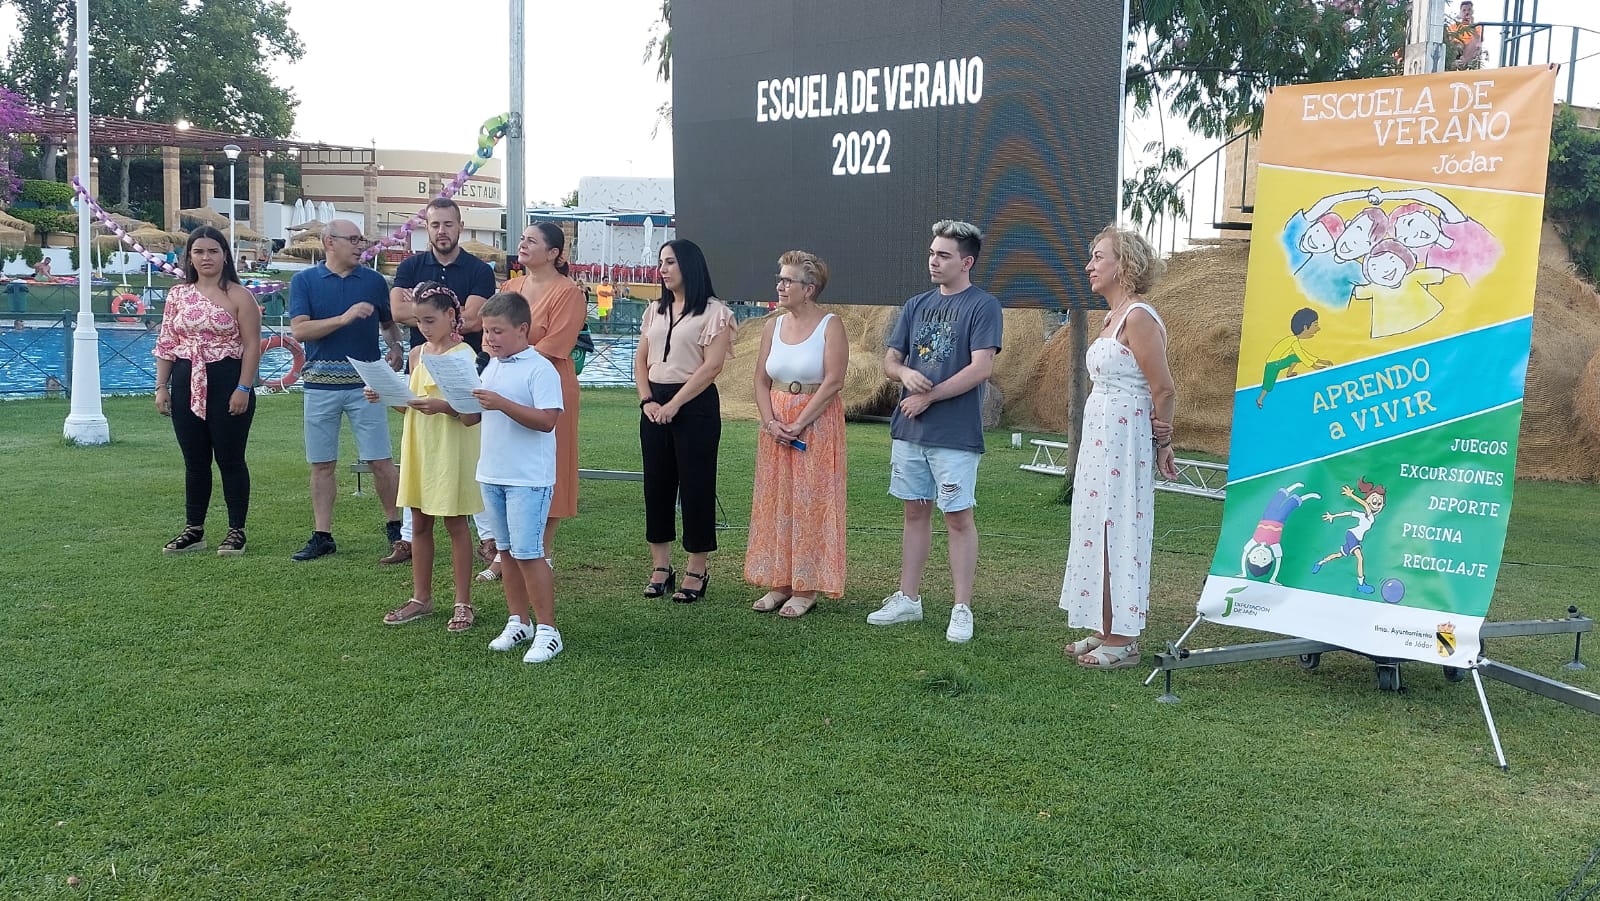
[1,325,638,398]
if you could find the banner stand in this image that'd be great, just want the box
[1142,609,1598,769]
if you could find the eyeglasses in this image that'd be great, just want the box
[775,276,811,288]
[329,234,366,245]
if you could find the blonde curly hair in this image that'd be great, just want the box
[1092,225,1165,296]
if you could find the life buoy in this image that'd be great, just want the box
[113,293,147,323]
[259,334,306,390]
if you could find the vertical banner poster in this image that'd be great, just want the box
[1197,66,1558,665]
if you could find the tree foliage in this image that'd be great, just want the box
[1127,0,1408,141]
[0,85,35,203]
[1547,105,1600,285]
[0,0,304,138]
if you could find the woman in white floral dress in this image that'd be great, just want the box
[1060,227,1178,669]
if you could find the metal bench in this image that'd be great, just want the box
[1020,439,1070,476]
[1018,437,1229,500]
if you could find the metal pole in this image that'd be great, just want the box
[229,160,237,253]
[1470,665,1510,771]
[1569,27,1579,104]
[506,0,526,253]
[65,0,109,445]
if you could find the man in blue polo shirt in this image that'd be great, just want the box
[288,219,406,562]
[383,197,498,565]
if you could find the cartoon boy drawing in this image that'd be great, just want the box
[1350,239,1449,338]
[1311,477,1387,595]
[1239,482,1321,584]
[1257,307,1333,409]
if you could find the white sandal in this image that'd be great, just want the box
[475,568,500,582]
[1077,642,1142,670]
[1063,634,1105,657]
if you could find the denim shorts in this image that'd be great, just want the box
[303,388,392,464]
[889,439,982,513]
[478,483,553,560]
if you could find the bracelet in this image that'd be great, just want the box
[639,398,653,408]
[1155,440,1171,450]
[236,384,252,393]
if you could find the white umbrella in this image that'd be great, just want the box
[319,201,336,223]
[640,217,655,265]
[293,199,308,226]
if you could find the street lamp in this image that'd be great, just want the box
[223,144,241,256]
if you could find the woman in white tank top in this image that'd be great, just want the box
[745,251,850,616]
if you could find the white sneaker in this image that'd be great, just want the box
[489,616,533,651]
[867,591,923,625]
[946,604,974,643]
[523,625,564,663]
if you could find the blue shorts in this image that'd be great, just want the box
[889,439,982,513]
[1341,531,1362,555]
[478,483,552,560]
[304,388,392,464]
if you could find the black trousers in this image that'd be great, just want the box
[640,382,721,553]
[170,357,255,530]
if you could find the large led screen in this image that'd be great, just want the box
[672,0,1124,309]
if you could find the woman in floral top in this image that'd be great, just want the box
[153,226,262,556]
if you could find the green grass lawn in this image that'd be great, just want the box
[2,390,1598,900]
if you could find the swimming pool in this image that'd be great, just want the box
[0,323,639,398]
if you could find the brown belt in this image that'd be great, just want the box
[776,381,822,394]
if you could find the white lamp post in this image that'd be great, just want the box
[64,0,108,445]
[223,144,241,254]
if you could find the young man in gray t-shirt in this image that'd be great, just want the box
[870,219,1003,642]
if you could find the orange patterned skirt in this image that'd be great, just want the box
[744,389,846,597]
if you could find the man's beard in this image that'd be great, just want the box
[432,236,458,254]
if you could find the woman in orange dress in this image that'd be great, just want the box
[500,221,586,559]
[745,251,848,616]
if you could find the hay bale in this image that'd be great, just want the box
[1519,260,1600,481]
[1576,348,1600,444]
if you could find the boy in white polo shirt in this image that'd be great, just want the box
[471,292,566,663]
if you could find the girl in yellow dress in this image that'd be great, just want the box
[364,283,484,631]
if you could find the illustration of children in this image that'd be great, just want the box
[1282,189,1384,308]
[1239,482,1321,584]
[1385,192,1502,285]
[1256,307,1333,409]
[1311,477,1387,595]
[1349,239,1448,338]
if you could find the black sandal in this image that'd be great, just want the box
[643,566,676,598]
[162,525,205,555]
[672,571,709,604]
[217,528,246,557]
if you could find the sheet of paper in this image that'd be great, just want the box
[420,352,483,414]
[348,356,416,406]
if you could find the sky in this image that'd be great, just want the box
[1,1,1594,208]
[279,0,674,205]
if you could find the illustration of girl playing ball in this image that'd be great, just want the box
[1311,477,1386,595]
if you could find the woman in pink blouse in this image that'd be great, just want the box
[153,226,263,556]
